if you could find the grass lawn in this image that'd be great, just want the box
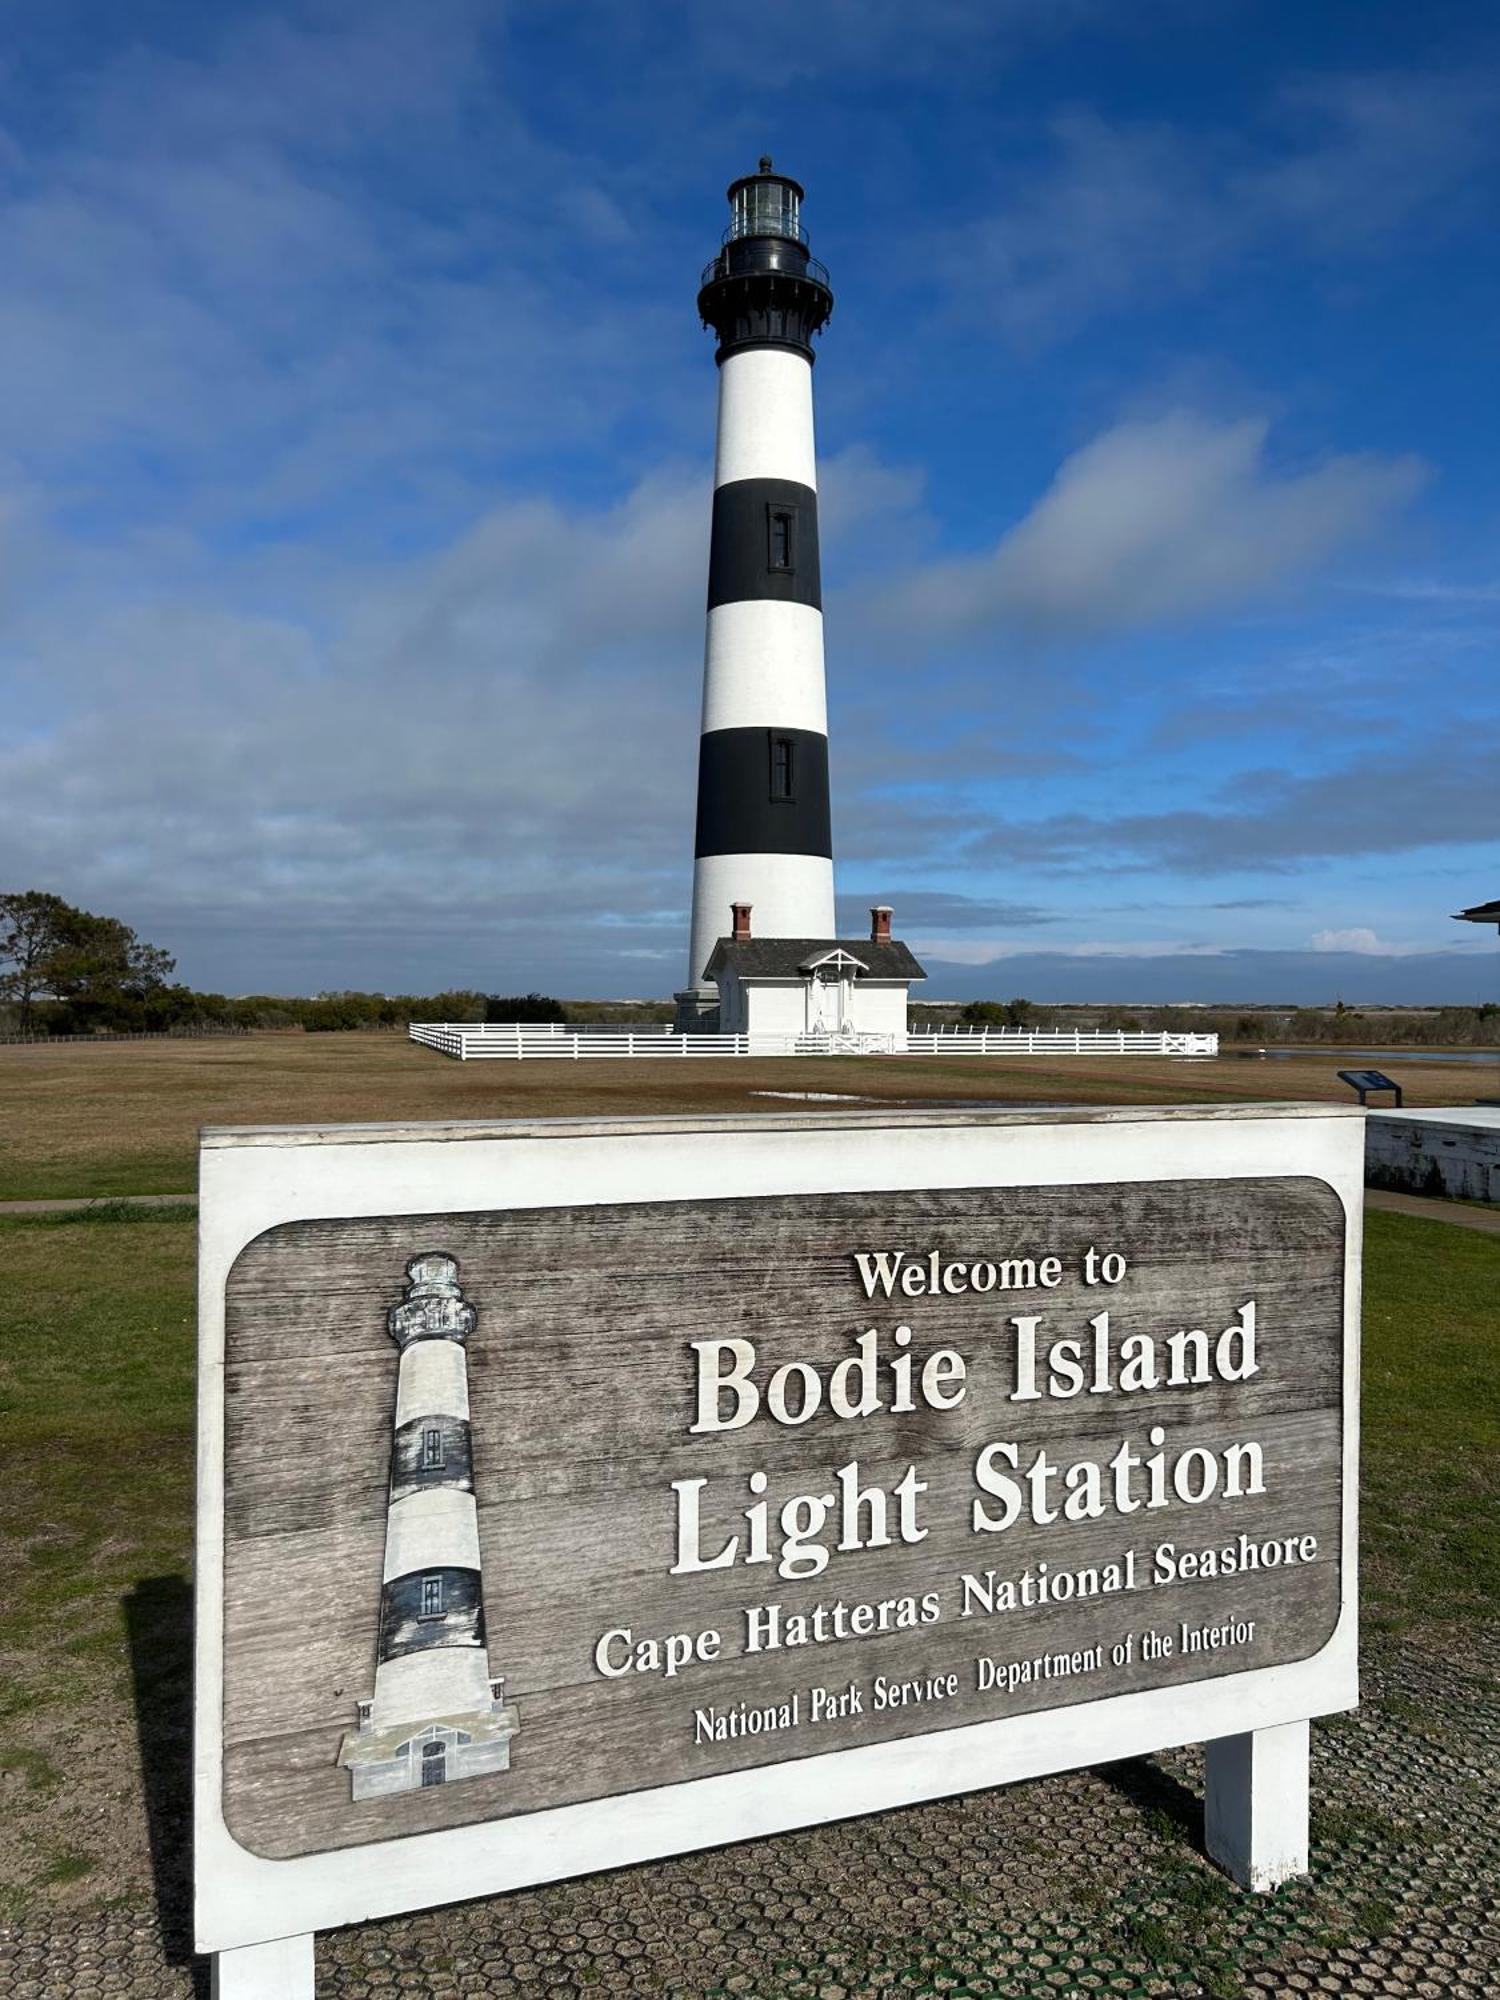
[0,1199,1494,1924]
[1360,1210,1500,1630]
[0,1028,1485,1200]
[0,1207,196,1914]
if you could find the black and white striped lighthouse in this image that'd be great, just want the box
[339,1253,518,1799]
[676,159,837,1029]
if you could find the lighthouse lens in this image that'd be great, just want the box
[731,179,802,242]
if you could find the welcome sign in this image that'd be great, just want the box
[195,1106,1360,1959]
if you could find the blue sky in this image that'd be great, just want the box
[2,0,1497,1003]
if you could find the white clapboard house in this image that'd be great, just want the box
[702,904,924,1043]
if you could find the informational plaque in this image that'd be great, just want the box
[195,1107,1361,1953]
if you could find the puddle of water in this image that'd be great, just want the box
[749,1090,878,1102]
[892,1099,1054,1110]
[751,1093,1058,1111]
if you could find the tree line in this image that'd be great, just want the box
[0,892,573,1036]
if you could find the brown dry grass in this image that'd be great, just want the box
[0,1029,1481,1200]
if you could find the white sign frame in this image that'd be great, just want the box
[195,1105,1362,1969]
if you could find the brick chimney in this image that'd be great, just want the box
[870,905,893,942]
[731,903,752,942]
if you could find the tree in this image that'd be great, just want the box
[485,993,567,1025]
[0,892,72,1033]
[961,1000,1008,1027]
[960,996,1037,1030]
[0,891,175,1033]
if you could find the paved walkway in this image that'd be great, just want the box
[0,1193,195,1215]
[2,1636,1496,1998]
[1365,1188,1500,1235]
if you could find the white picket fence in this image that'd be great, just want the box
[910,1029,1217,1057]
[409,1023,1219,1062]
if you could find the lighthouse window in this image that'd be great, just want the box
[771,735,796,802]
[422,1426,445,1470]
[767,504,796,573]
[419,1574,446,1621]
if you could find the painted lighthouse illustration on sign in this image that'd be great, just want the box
[676,160,924,1039]
[338,1253,518,1799]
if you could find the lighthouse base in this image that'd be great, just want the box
[339,1697,520,1800]
[672,989,721,1034]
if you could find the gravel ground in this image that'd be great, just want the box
[1,1636,1495,2000]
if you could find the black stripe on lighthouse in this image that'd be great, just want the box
[378,1567,486,1660]
[708,477,821,610]
[695,726,831,858]
[388,1414,474,1503]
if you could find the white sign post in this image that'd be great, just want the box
[196,1106,1361,1997]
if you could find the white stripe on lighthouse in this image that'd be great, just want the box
[381,1486,482,1584]
[395,1340,470,1426]
[371,1642,495,1728]
[687,852,836,988]
[700,601,829,735]
[713,348,817,489]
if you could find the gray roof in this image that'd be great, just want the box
[703,936,927,982]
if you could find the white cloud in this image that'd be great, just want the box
[0,468,711,988]
[877,412,1425,637]
[1310,928,1388,955]
[910,937,1231,965]
[946,69,1500,342]
[944,114,1230,340]
[1308,929,1484,961]
[0,0,679,522]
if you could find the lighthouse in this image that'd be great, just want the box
[339,1252,518,1799]
[675,159,837,1030]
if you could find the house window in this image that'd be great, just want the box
[419,1574,446,1621]
[767,505,796,573]
[422,1425,445,1470]
[770,735,795,802]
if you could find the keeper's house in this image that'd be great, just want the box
[703,904,924,1042]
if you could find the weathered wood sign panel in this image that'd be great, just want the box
[195,1107,1361,1956]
